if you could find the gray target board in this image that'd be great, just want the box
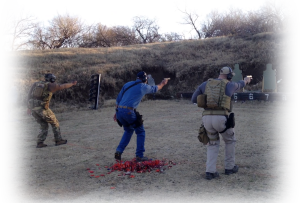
[232,64,243,82]
[147,74,156,99]
[147,74,155,86]
[262,64,277,92]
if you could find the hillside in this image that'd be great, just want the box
[12,32,284,108]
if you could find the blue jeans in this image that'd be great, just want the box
[116,108,146,158]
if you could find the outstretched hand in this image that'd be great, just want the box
[162,78,169,85]
[244,76,251,84]
[72,81,78,85]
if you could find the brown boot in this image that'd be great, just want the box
[55,139,67,146]
[36,142,47,148]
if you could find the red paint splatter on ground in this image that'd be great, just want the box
[110,158,174,174]
[87,158,176,178]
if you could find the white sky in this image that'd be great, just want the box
[11,0,264,38]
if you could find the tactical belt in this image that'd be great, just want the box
[202,109,229,116]
[117,105,135,110]
[28,99,49,110]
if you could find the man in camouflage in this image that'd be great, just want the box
[27,73,77,148]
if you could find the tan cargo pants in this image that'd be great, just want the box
[202,115,236,173]
[31,108,62,143]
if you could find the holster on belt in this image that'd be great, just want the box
[133,110,144,127]
[219,113,235,133]
[116,119,123,127]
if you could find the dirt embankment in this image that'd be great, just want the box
[13,32,284,107]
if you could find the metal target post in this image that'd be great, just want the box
[89,74,101,109]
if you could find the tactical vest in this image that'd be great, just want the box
[197,79,232,115]
[28,81,53,110]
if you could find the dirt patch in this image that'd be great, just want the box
[35,188,88,202]
[9,99,286,203]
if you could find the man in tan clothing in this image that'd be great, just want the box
[191,67,251,180]
[27,73,77,148]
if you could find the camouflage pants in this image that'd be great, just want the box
[31,108,62,143]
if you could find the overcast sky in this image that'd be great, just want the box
[11,0,264,38]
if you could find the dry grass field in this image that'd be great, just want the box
[5,99,289,203]
[0,30,300,111]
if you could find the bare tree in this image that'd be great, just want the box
[260,0,300,31]
[160,32,183,42]
[180,4,285,40]
[0,0,36,51]
[180,10,203,39]
[94,24,114,47]
[79,24,138,48]
[132,16,161,43]
[112,26,138,46]
[9,10,37,51]
[29,14,83,49]
[241,11,261,35]
[48,14,83,48]
[201,10,222,38]
[80,23,116,47]
[28,24,51,50]
[222,9,246,35]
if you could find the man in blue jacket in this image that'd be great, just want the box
[113,71,169,162]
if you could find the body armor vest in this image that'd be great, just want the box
[197,79,232,115]
[28,81,53,110]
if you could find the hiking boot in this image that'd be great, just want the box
[115,151,122,160]
[225,165,239,175]
[55,139,67,146]
[205,172,219,180]
[136,156,149,162]
[36,142,47,148]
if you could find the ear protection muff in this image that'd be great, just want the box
[137,71,148,82]
[45,74,56,83]
[227,68,233,80]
